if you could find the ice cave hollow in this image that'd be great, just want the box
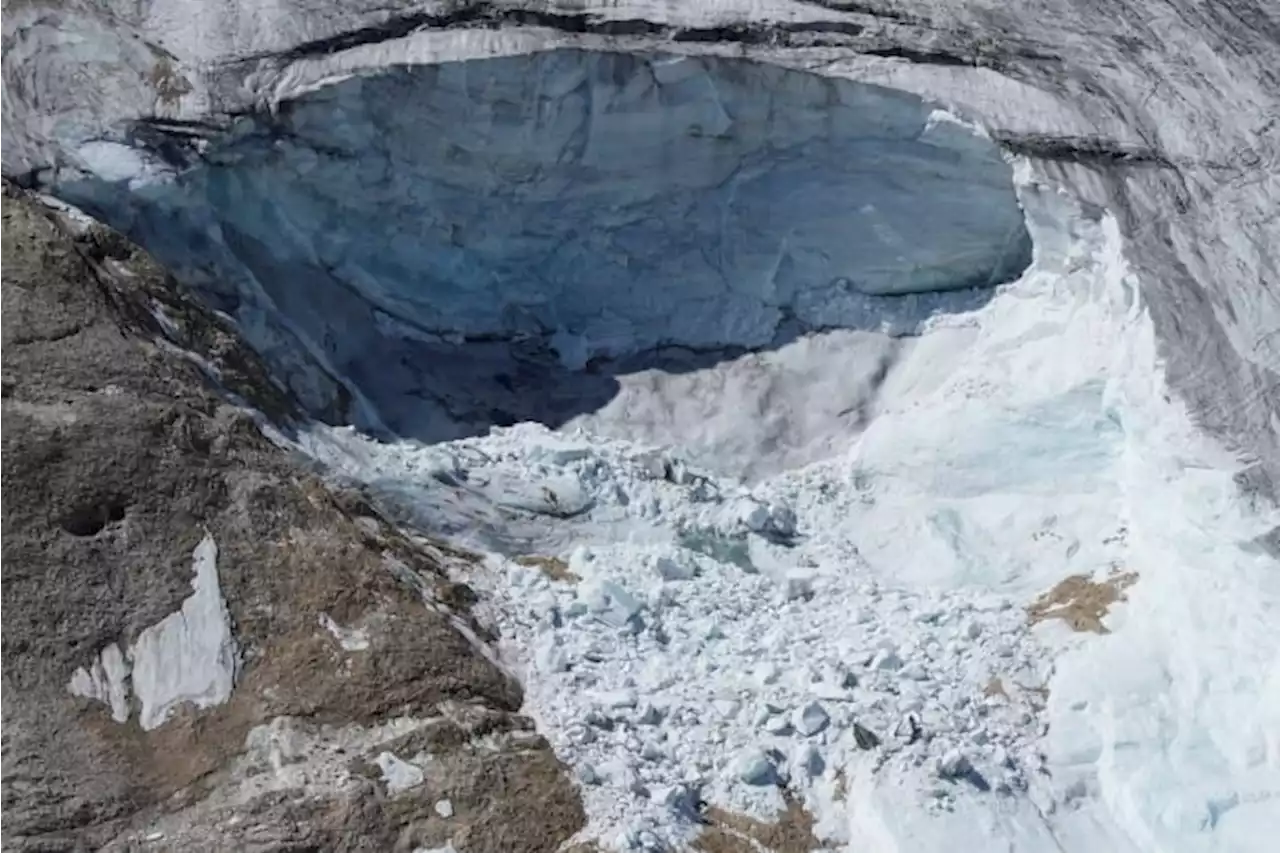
[59,49,1033,441]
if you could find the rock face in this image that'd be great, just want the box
[0,188,584,851]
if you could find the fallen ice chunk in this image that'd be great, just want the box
[763,713,793,735]
[937,749,974,780]
[493,471,593,517]
[434,799,454,818]
[649,783,700,819]
[637,703,665,726]
[831,666,859,690]
[599,757,639,789]
[734,749,778,786]
[535,642,570,674]
[754,663,782,685]
[596,687,640,710]
[654,556,697,581]
[853,722,882,750]
[582,579,644,632]
[529,445,592,466]
[900,662,930,681]
[743,501,797,541]
[794,743,826,778]
[785,572,815,601]
[713,698,741,719]
[793,701,830,737]
[769,505,797,538]
[640,740,665,761]
[873,649,904,671]
[568,722,598,744]
[635,451,673,480]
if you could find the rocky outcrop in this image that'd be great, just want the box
[0,187,584,851]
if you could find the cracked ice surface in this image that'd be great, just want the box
[56,50,1029,402]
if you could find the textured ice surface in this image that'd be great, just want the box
[52,50,1028,422]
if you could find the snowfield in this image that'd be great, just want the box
[297,165,1280,851]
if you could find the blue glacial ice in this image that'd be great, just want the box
[56,49,1031,426]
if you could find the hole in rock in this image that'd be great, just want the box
[59,50,1032,478]
[60,498,128,537]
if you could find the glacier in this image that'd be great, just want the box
[46,49,1030,436]
[5,0,1279,852]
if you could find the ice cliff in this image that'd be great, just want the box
[15,50,1033,434]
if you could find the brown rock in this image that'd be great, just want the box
[1,189,584,852]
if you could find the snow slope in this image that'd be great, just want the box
[297,166,1280,851]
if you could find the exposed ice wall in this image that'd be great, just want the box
[56,50,1030,414]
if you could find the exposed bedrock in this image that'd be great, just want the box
[52,50,1031,434]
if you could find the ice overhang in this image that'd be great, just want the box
[48,49,1032,406]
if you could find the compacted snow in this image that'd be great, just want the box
[295,165,1280,851]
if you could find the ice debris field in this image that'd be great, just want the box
[295,167,1280,852]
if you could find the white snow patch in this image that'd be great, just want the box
[68,642,131,723]
[74,140,176,188]
[318,612,371,652]
[374,751,426,795]
[130,534,239,730]
[68,533,239,730]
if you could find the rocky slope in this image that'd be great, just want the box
[1,187,583,851]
